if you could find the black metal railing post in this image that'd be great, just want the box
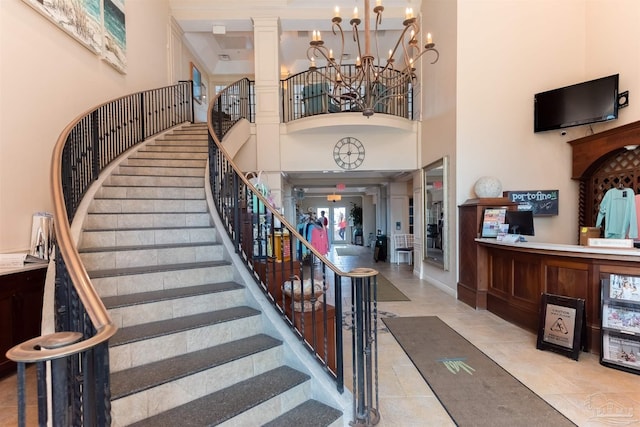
[350,269,380,426]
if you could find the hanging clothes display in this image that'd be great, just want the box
[310,220,329,256]
[596,187,638,239]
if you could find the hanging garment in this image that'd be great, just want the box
[596,188,638,239]
[311,224,329,255]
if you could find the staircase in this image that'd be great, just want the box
[77,123,343,426]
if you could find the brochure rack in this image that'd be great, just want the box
[600,274,640,375]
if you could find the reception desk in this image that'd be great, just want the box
[470,239,640,353]
[464,239,640,353]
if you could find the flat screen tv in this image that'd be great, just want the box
[534,74,619,133]
[505,210,535,236]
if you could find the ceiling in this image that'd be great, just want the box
[170,0,423,197]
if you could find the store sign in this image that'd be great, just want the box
[505,190,559,216]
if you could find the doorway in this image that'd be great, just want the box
[316,206,348,244]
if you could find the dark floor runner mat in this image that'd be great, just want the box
[383,316,576,427]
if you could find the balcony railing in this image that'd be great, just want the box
[281,66,414,122]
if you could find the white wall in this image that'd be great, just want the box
[0,0,174,252]
[420,0,458,289]
[456,0,640,247]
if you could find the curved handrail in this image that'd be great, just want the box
[6,111,117,363]
[207,88,374,280]
[7,82,194,363]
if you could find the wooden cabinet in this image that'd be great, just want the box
[457,198,516,309]
[0,266,47,377]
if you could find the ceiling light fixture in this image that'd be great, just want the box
[308,0,439,117]
[327,194,342,202]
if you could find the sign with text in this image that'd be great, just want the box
[505,190,559,216]
[536,293,586,360]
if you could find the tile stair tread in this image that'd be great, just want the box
[111,334,282,400]
[79,241,220,253]
[86,210,209,215]
[261,400,343,427]
[102,281,243,309]
[92,197,205,200]
[87,260,230,278]
[110,173,204,177]
[82,225,213,232]
[110,306,261,347]
[128,366,310,427]
[97,183,203,188]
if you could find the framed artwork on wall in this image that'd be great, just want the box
[22,0,127,73]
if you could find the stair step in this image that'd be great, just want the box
[111,334,282,400]
[142,145,208,153]
[128,366,310,427]
[102,281,243,309]
[79,226,216,249]
[106,175,204,188]
[262,400,344,427]
[88,198,208,213]
[79,242,223,270]
[88,259,230,279]
[91,262,235,298]
[130,151,207,160]
[124,158,206,168]
[105,281,246,328]
[110,306,260,347]
[84,211,212,229]
[116,165,205,177]
[95,185,205,199]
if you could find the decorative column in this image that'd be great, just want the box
[251,17,283,208]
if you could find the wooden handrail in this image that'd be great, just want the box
[6,109,117,363]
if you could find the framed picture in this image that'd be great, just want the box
[22,0,127,73]
[536,293,586,360]
[191,62,202,104]
[480,207,507,238]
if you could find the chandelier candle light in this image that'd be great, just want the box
[308,0,439,117]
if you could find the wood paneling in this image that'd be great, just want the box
[477,241,640,353]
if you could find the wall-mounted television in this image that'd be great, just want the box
[534,74,619,133]
[505,210,535,236]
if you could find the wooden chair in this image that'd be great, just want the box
[393,234,414,265]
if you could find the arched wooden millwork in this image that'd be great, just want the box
[569,121,640,228]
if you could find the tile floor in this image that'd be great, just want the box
[2,244,639,426]
[327,244,640,427]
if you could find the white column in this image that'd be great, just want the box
[251,16,282,208]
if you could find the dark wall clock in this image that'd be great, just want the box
[333,137,365,170]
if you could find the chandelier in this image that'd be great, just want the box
[307,0,439,117]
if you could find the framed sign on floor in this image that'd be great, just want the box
[536,293,586,360]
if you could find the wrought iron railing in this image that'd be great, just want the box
[6,82,194,426]
[209,79,381,425]
[281,66,414,122]
[8,77,382,426]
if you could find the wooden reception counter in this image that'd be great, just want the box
[466,238,640,353]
